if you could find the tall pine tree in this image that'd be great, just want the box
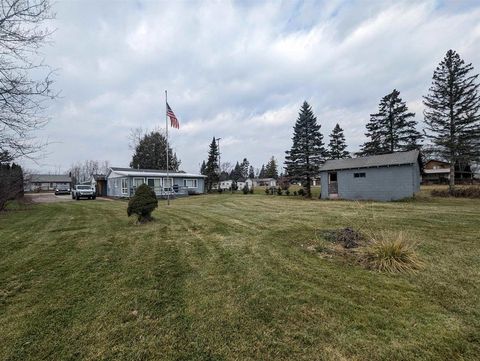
[285,101,326,198]
[359,89,422,156]
[264,156,279,179]
[327,124,350,159]
[200,160,206,175]
[130,131,180,170]
[248,165,255,179]
[258,164,266,178]
[205,137,220,192]
[423,49,480,192]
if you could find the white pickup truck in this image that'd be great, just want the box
[71,185,96,200]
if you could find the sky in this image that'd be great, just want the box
[24,0,480,174]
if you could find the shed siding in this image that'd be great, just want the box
[320,164,420,201]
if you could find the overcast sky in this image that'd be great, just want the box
[24,0,480,174]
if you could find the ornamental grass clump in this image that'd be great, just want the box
[360,231,422,273]
[127,184,158,223]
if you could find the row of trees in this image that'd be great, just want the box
[285,50,480,196]
[200,136,284,191]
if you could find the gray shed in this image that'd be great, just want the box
[319,150,421,201]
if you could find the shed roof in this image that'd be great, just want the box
[28,174,72,183]
[319,150,420,172]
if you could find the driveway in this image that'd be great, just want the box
[25,193,73,203]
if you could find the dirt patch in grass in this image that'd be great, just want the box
[310,227,422,273]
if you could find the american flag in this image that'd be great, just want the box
[166,102,180,129]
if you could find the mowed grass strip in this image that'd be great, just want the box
[0,193,479,360]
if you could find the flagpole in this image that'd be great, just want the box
[165,90,170,206]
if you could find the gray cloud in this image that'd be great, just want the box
[23,0,480,174]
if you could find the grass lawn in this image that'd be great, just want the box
[1,191,479,360]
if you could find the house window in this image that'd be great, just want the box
[147,178,162,193]
[163,178,173,190]
[132,178,144,192]
[354,172,366,178]
[121,178,128,194]
[184,179,198,188]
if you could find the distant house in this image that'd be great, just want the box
[24,174,72,192]
[319,150,421,201]
[246,178,277,188]
[423,159,477,184]
[216,179,247,190]
[106,167,206,198]
[423,160,450,184]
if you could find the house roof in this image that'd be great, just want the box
[28,174,72,183]
[319,150,420,172]
[108,167,206,178]
[92,174,106,181]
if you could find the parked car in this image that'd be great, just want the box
[71,185,96,200]
[54,185,71,195]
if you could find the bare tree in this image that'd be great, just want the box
[0,0,56,161]
[67,159,110,184]
[128,127,145,150]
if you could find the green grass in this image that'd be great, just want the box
[1,191,479,360]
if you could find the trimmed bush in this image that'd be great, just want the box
[265,187,269,195]
[242,184,249,194]
[285,189,290,196]
[298,188,305,197]
[431,187,480,198]
[276,187,282,196]
[293,191,297,196]
[249,187,254,194]
[360,232,422,273]
[127,184,158,223]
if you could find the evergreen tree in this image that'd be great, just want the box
[285,101,326,198]
[359,89,422,156]
[130,131,180,170]
[423,50,480,192]
[248,165,255,179]
[230,161,243,181]
[258,164,266,178]
[264,156,279,179]
[240,158,250,179]
[200,160,206,175]
[327,124,350,159]
[205,137,220,192]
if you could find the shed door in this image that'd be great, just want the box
[328,172,338,196]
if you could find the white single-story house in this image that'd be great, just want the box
[106,167,206,198]
[216,179,247,190]
[319,150,421,201]
[24,174,72,192]
[246,178,277,188]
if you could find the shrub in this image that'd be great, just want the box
[285,189,290,196]
[298,188,305,197]
[293,191,297,196]
[269,187,275,195]
[431,187,480,198]
[249,187,254,194]
[217,187,223,193]
[265,187,269,195]
[127,184,158,223]
[276,187,282,196]
[360,232,422,273]
[242,184,249,194]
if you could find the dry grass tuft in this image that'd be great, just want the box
[360,231,422,273]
